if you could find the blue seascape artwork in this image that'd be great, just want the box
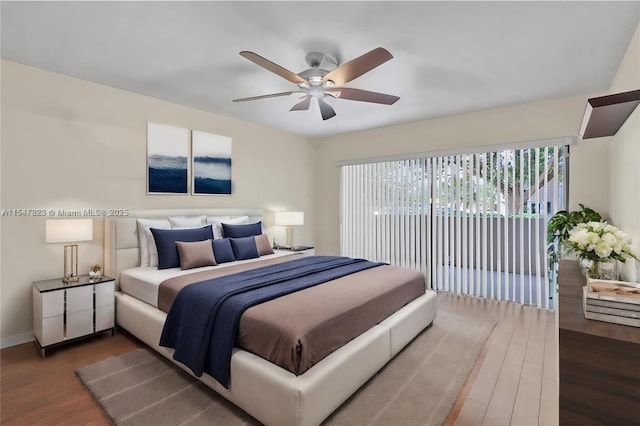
[192,131,232,195]
[148,155,188,193]
[194,156,232,194]
[147,123,190,194]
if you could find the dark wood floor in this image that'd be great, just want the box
[1,293,556,425]
[0,331,142,425]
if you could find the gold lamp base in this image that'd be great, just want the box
[62,243,79,283]
[285,226,294,248]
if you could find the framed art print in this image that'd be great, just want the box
[147,122,190,194]
[192,130,232,195]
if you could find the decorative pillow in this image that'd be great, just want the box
[169,215,206,229]
[255,234,274,256]
[151,225,214,269]
[229,236,260,260]
[136,218,171,267]
[212,216,249,239]
[211,238,236,263]
[222,221,262,238]
[175,240,217,270]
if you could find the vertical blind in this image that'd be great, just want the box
[340,143,567,309]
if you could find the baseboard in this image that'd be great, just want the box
[1,332,34,349]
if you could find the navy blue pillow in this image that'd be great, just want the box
[211,238,236,264]
[221,221,262,238]
[229,236,259,260]
[151,226,213,270]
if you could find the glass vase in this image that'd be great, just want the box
[586,258,618,280]
[580,258,593,278]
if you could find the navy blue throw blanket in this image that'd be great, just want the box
[159,256,384,388]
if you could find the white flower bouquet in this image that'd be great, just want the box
[566,221,637,263]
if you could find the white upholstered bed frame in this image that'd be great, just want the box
[104,209,438,426]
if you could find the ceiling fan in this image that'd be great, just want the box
[232,47,400,120]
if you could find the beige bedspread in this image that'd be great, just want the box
[158,256,425,375]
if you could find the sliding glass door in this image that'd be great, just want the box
[340,140,568,309]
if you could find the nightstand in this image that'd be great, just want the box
[32,275,115,356]
[274,246,315,256]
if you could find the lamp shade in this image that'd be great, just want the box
[46,219,93,243]
[274,211,304,226]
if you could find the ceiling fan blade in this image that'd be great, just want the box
[233,91,299,102]
[239,51,308,85]
[317,97,337,120]
[328,87,400,105]
[290,95,312,111]
[322,47,393,86]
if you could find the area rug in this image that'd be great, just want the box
[76,311,494,426]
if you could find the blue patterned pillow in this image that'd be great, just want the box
[229,236,259,260]
[151,225,213,269]
[211,238,236,264]
[221,221,262,238]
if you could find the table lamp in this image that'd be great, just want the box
[46,219,93,283]
[274,211,304,248]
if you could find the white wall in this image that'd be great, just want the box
[312,94,610,255]
[608,23,640,282]
[0,61,314,346]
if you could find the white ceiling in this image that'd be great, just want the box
[2,1,639,138]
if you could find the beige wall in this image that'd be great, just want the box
[312,94,610,255]
[608,23,640,282]
[0,61,313,346]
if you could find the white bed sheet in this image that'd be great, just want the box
[119,251,298,307]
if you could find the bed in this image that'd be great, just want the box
[104,209,438,426]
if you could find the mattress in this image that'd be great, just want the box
[119,251,296,307]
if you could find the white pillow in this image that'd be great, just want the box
[169,215,206,229]
[212,215,250,239]
[206,216,232,239]
[206,215,231,225]
[136,218,171,267]
[145,228,166,267]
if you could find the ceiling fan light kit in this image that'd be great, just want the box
[233,47,400,120]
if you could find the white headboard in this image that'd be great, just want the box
[104,208,263,287]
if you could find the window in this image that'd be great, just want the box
[340,139,569,309]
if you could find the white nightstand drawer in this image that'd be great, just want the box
[95,305,114,332]
[41,290,65,318]
[66,286,93,313]
[41,316,64,346]
[95,280,115,308]
[66,310,94,339]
